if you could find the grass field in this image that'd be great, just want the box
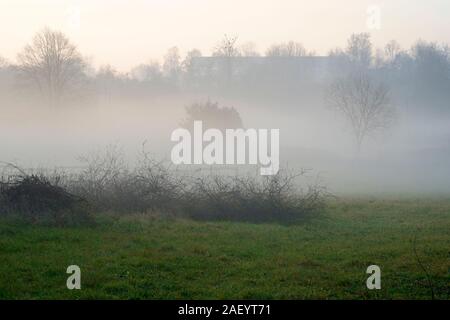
[0,198,449,299]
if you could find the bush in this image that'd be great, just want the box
[72,145,186,213]
[182,170,327,223]
[71,146,328,223]
[0,168,92,226]
[181,100,243,131]
[1,149,329,225]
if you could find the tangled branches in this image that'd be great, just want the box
[0,164,91,226]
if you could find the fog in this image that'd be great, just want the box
[1,5,450,196]
[2,86,449,195]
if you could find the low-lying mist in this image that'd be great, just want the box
[2,93,450,195]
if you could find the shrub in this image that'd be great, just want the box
[73,145,186,213]
[1,149,329,225]
[182,170,327,223]
[0,171,91,226]
[181,100,243,131]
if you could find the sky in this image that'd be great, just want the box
[1,0,449,71]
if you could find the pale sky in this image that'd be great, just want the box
[1,0,449,71]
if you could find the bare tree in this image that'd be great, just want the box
[327,72,395,151]
[346,33,373,69]
[96,65,117,102]
[182,49,202,88]
[131,61,163,82]
[411,40,450,87]
[240,42,260,57]
[162,46,181,83]
[182,49,202,73]
[265,41,310,57]
[17,28,87,104]
[385,40,402,64]
[0,56,8,68]
[212,34,240,57]
[212,34,240,85]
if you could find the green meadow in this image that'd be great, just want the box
[0,198,448,299]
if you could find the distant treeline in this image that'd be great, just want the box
[1,31,449,111]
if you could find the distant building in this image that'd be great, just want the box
[190,56,332,84]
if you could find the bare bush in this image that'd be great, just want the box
[74,145,129,210]
[1,149,328,225]
[0,164,91,226]
[74,145,186,214]
[71,147,328,223]
[183,170,328,223]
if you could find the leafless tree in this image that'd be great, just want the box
[346,33,373,69]
[212,34,240,57]
[17,28,87,104]
[162,46,181,82]
[240,42,260,57]
[96,64,117,102]
[212,34,240,84]
[0,56,8,68]
[182,49,202,73]
[327,72,395,151]
[266,41,310,57]
[182,49,202,88]
[385,40,402,64]
[131,61,163,82]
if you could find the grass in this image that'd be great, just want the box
[0,197,449,299]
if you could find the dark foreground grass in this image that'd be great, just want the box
[0,198,449,299]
